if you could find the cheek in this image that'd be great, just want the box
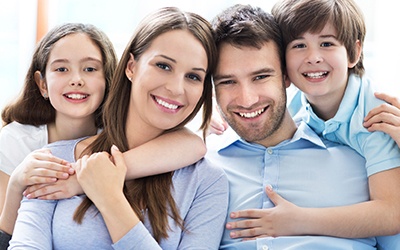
[187,85,204,105]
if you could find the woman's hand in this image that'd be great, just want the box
[74,145,127,209]
[364,92,400,147]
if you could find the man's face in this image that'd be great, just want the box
[213,42,287,143]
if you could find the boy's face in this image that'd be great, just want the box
[285,22,358,107]
[213,41,288,144]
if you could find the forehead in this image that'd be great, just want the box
[215,41,281,76]
[49,33,102,61]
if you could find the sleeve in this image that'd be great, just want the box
[9,198,57,249]
[112,222,162,250]
[0,229,11,249]
[376,234,400,250]
[177,161,229,249]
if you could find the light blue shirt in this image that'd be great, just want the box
[10,138,229,250]
[207,121,377,249]
[288,74,400,176]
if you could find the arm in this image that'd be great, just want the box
[124,127,206,178]
[0,172,9,215]
[227,169,400,239]
[24,127,206,199]
[8,198,56,249]
[364,92,400,147]
[0,149,72,234]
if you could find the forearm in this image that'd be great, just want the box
[0,172,10,215]
[299,200,400,237]
[96,193,140,243]
[124,127,206,179]
[0,180,25,234]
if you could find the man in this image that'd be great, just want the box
[207,4,400,249]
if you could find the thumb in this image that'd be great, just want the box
[111,145,126,170]
[265,184,283,206]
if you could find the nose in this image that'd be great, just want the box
[236,82,259,108]
[165,76,185,95]
[69,72,84,87]
[305,48,323,64]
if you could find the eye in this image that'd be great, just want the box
[216,79,235,85]
[321,42,333,47]
[291,43,306,49]
[187,73,202,82]
[254,75,269,81]
[55,67,68,72]
[84,67,97,72]
[156,63,171,71]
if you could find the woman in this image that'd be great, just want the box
[9,7,228,249]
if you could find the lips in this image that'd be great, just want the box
[302,71,328,79]
[64,93,88,100]
[153,95,182,110]
[238,108,265,118]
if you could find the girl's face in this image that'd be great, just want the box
[126,29,207,137]
[285,22,359,107]
[38,33,106,124]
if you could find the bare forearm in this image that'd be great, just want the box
[124,127,206,179]
[300,200,400,237]
[0,181,25,234]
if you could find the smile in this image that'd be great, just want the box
[239,108,265,118]
[303,71,328,78]
[64,94,88,100]
[154,96,179,110]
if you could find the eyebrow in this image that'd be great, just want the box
[214,67,276,81]
[158,54,206,73]
[50,57,102,65]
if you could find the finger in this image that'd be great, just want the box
[227,218,262,230]
[375,92,400,108]
[242,234,270,241]
[25,184,54,199]
[364,113,400,129]
[230,209,262,219]
[265,184,283,206]
[229,227,262,239]
[111,145,126,173]
[365,104,400,124]
[31,168,70,180]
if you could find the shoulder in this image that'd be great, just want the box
[44,137,88,162]
[1,122,46,138]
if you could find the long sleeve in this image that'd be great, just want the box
[9,198,56,249]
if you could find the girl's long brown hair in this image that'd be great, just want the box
[73,7,217,242]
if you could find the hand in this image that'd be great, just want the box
[23,173,83,200]
[74,145,127,209]
[226,185,303,240]
[364,92,400,147]
[208,102,229,135]
[9,148,74,192]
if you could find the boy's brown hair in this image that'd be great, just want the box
[272,0,366,76]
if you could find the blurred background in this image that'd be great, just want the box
[0,0,399,114]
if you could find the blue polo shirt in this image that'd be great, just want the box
[207,122,376,249]
[288,74,400,176]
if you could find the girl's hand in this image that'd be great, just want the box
[364,92,400,147]
[23,174,83,200]
[10,148,73,192]
[74,145,127,208]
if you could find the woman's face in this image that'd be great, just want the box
[126,29,207,134]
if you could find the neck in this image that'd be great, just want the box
[47,115,97,143]
[257,110,297,148]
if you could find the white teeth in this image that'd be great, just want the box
[155,97,179,110]
[304,72,327,78]
[239,108,264,118]
[66,94,87,100]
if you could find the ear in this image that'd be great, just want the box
[125,53,136,81]
[348,40,362,68]
[34,71,48,97]
[284,74,292,89]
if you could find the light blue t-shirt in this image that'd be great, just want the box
[207,121,377,249]
[10,138,229,249]
[288,74,400,176]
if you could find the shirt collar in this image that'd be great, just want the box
[207,120,326,153]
